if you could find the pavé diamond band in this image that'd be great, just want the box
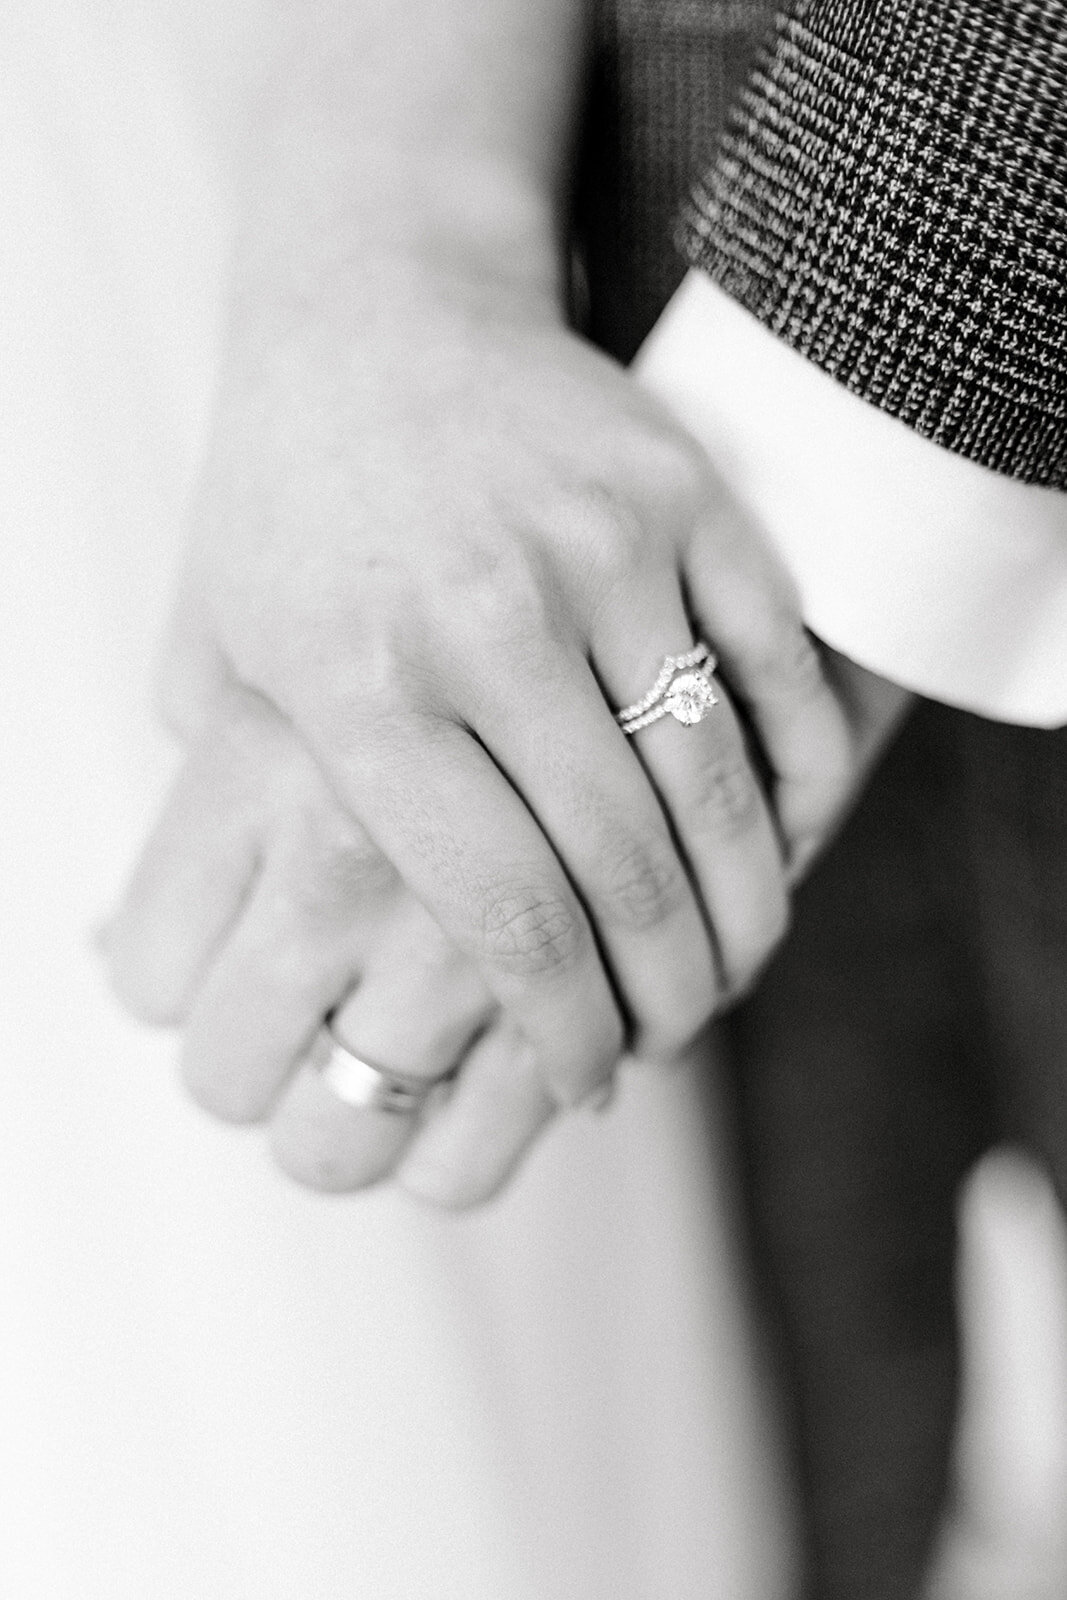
[615,642,719,735]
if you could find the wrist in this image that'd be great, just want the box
[254,0,586,307]
[231,154,566,360]
[362,164,566,316]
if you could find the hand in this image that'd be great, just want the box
[103,686,562,1207]
[102,650,909,1208]
[168,263,858,1108]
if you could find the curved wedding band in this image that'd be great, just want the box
[315,1019,454,1114]
[615,642,719,735]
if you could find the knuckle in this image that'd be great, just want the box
[566,483,647,584]
[282,600,433,733]
[318,651,419,733]
[480,884,584,978]
[687,747,761,840]
[596,829,688,934]
[459,551,558,651]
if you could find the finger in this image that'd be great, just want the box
[269,905,493,1193]
[102,722,264,1025]
[154,576,235,741]
[179,802,398,1123]
[329,898,493,1076]
[294,706,626,1106]
[595,586,789,1003]
[632,674,789,1000]
[396,1023,557,1209]
[684,505,855,873]
[463,637,720,1062]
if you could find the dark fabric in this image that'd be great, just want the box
[577,5,1067,1597]
[678,0,1067,487]
[724,708,986,1600]
[577,0,776,361]
[724,707,1067,1600]
[576,6,1067,1598]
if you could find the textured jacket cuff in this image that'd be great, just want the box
[678,0,1067,488]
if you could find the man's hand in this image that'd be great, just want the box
[103,687,563,1207]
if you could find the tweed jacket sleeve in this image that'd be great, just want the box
[677,1,1067,488]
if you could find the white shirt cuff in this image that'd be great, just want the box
[634,270,1067,729]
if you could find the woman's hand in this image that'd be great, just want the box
[103,686,562,1207]
[169,264,857,1108]
[104,0,909,1205]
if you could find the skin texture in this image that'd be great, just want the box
[186,282,861,1090]
[105,656,907,1206]
[104,0,911,1199]
[105,685,552,1205]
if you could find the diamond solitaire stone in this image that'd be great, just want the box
[615,643,721,735]
[663,671,718,725]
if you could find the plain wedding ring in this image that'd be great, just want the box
[315,1019,453,1114]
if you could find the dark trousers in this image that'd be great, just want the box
[725,705,1067,1600]
[580,7,1067,1591]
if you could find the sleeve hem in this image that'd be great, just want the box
[635,272,1067,729]
[677,0,1067,489]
